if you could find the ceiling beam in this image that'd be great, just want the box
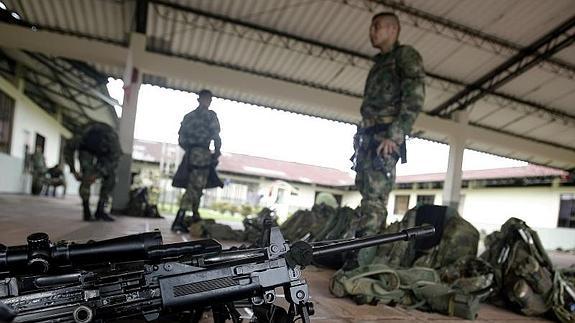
[149,1,575,125]
[430,16,575,116]
[364,0,575,79]
[1,22,574,168]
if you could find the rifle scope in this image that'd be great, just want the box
[0,232,163,274]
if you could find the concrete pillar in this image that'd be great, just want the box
[442,111,469,210]
[112,33,145,212]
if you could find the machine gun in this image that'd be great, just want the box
[0,225,435,323]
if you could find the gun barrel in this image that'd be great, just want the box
[311,225,435,257]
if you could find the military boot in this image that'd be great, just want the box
[94,199,115,222]
[82,200,94,222]
[171,209,189,233]
[190,210,202,224]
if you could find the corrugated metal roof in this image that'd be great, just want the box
[1,0,574,169]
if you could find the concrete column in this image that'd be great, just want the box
[112,33,145,212]
[442,111,469,210]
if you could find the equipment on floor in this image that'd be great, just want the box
[0,225,434,322]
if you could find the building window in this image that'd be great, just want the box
[394,195,410,215]
[558,194,575,228]
[0,90,15,154]
[416,195,435,206]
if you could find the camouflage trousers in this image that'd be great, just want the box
[78,151,116,203]
[180,167,209,213]
[355,147,399,235]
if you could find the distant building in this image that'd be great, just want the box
[133,139,575,249]
[131,139,353,221]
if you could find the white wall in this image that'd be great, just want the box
[0,75,71,193]
[343,184,575,249]
[461,187,565,230]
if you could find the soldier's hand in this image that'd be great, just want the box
[377,139,398,157]
[86,175,97,184]
[73,171,82,181]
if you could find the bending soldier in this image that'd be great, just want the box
[64,122,121,222]
[354,12,425,236]
[171,89,222,233]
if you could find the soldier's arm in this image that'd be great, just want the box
[210,112,222,157]
[63,137,78,175]
[177,118,188,150]
[386,46,426,145]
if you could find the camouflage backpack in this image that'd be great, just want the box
[313,206,360,242]
[330,262,485,320]
[363,204,480,268]
[329,205,487,320]
[279,205,332,242]
[481,218,575,322]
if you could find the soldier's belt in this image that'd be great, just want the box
[360,116,395,128]
[358,123,391,136]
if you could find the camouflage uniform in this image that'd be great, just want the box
[355,42,425,235]
[64,122,121,221]
[30,150,47,195]
[177,107,221,215]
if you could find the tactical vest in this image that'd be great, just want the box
[481,218,575,322]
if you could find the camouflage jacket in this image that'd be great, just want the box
[64,122,121,177]
[178,106,221,156]
[360,42,425,145]
[30,151,47,174]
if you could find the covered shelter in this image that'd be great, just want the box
[0,0,574,211]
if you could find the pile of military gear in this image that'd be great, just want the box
[126,187,163,218]
[188,208,278,245]
[330,206,575,322]
[242,208,279,246]
[481,218,575,322]
[330,204,486,320]
[189,218,244,241]
[280,204,360,243]
[279,203,361,268]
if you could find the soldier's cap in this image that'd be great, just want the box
[198,89,213,98]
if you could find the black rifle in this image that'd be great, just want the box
[0,225,434,323]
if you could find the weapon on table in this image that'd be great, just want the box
[0,225,435,323]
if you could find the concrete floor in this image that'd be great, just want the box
[0,194,559,322]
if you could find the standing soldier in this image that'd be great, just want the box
[64,122,121,221]
[171,90,222,233]
[354,12,425,236]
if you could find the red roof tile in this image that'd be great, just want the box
[133,139,567,188]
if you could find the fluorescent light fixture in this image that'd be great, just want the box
[10,11,21,20]
[0,2,6,10]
